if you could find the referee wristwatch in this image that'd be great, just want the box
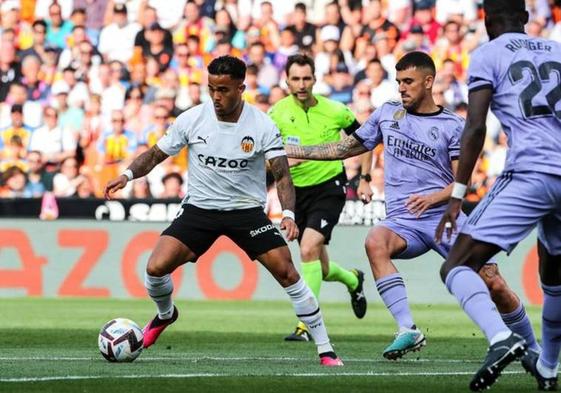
[360,173,372,182]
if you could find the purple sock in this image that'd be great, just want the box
[501,303,540,351]
[376,273,414,329]
[446,266,509,343]
[541,284,561,369]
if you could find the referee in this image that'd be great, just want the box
[269,54,367,341]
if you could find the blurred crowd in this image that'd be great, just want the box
[0,0,560,203]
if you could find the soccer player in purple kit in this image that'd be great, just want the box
[284,51,538,361]
[436,0,561,390]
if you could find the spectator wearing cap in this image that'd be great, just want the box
[19,20,51,64]
[98,3,141,63]
[435,0,477,25]
[21,55,50,103]
[0,41,21,102]
[0,104,33,155]
[315,25,355,91]
[45,2,73,49]
[286,2,317,49]
[405,0,441,45]
[29,106,76,165]
[325,62,354,104]
[154,87,181,118]
[246,41,279,90]
[133,6,173,63]
[97,110,137,165]
[143,22,174,72]
[51,76,85,135]
[356,0,400,56]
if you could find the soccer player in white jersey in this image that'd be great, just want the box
[283,51,537,362]
[104,56,343,366]
[436,0,561,390]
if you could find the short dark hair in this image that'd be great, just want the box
[395,51,436,76]
[285,53,315,76]
[295,2,307,12]
[11,104,23,114]
[484,0,525,15]
[32,19,47,30]
[207,56,246,80]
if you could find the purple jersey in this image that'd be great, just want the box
[354,101,463,218]
[467,32,561,176]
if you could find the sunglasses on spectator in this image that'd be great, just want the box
[112,118,125,123]
[45,112,57,118]
[154,114,167,119]
[177,52,189,57]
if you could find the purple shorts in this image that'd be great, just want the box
[461,171,561,255]
[377,211,468,260]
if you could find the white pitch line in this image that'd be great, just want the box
[0,356,480,363]
[0,370,525,383]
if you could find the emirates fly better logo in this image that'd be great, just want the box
[241,136,255,153]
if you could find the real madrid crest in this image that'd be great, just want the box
[393,109,406,121]
[241,136,255,153]
[428,127,439,142]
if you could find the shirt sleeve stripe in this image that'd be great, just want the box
[265,149,286,160]
[352,132,366,146]
[343,119,361,135]
[265,146,285,152]
[468,84,493,93]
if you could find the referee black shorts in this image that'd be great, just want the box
[295,172,347,245]
[162,204,287,260]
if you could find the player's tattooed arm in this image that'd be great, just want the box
[284,134,368,161]
[268,155,296,212]
[128,144,169,179]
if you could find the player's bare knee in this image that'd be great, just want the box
[365,238,391,265]
[299,244,319,261]
[146,258,172,277]
[480,264,509,298]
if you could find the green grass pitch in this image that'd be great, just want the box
[0,298,544,392]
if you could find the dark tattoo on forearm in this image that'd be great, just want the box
[128,145,169,179]
[269,156,296,211]
[287,134,368,160]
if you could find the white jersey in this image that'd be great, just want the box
[157,101,286,210]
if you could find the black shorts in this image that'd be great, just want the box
[162,204,287,260]
[295,172,347,244]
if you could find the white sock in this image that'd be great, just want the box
[285,278,333,355]
[489,330,512,346]
[145,273,174,319]
[538,358,559,379]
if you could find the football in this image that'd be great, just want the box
[98,318,144,362]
